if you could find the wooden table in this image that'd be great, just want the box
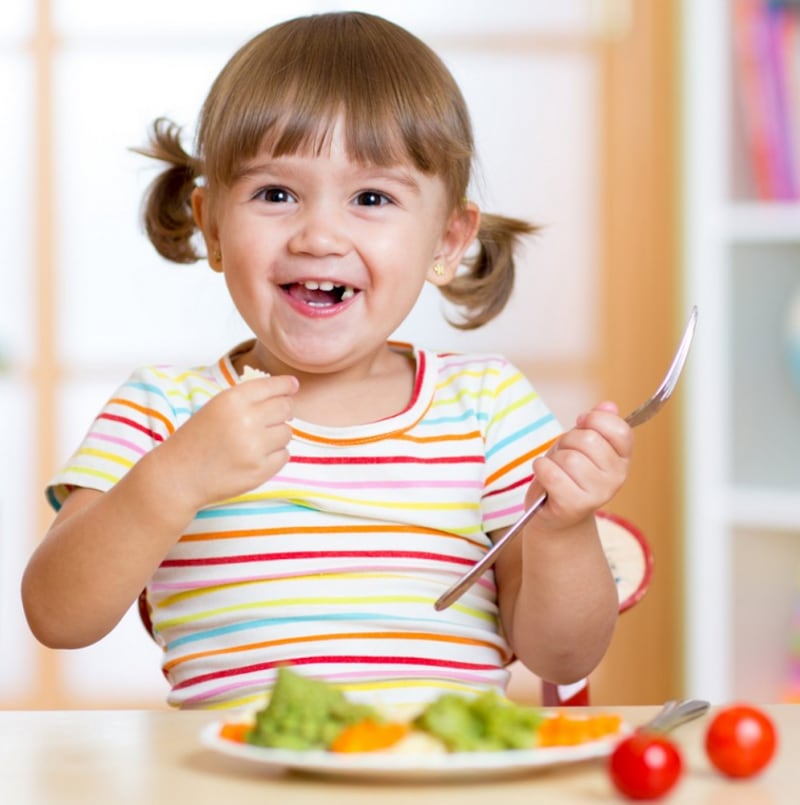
[1,705,797,804]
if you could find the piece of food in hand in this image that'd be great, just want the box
[240,365,269,381]
[247,667,378,750]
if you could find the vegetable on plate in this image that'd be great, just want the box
[218,667,623,755]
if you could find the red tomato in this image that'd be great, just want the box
[705,704,777,778]
[609,731,683,800]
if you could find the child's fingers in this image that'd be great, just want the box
[530,405,632,511]
[235,375,298,427]
[572,404,632,459]
[237,373,299,400]
[551,429,624,472]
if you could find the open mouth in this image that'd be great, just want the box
[281,279,358,308]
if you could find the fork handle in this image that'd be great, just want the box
[435,406,640,611]
[433,491,548,611]
[643,699,710,733]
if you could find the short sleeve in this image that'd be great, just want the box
[46,366,183,510]
[479,360,563,533]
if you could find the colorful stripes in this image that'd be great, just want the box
[47,344,562,709]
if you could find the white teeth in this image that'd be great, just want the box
[299,279,356,300]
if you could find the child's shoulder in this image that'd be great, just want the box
[422,349,535,402]
[429,348,522,378]
[122,355,231,390]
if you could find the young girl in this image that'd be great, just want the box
[21,12,632,711]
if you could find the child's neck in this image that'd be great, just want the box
[233,341,417,427]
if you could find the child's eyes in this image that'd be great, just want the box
[353,190,392,207]
[254,187,296,203]
[251,187,393,206]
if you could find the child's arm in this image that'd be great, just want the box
[493,402,632,685]
[21,374,298,649]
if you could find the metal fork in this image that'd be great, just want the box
[644,697,710,732]
[433,305,698,611]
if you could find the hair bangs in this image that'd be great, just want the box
[197,13,473,203]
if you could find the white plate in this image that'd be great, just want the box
[200,722,626,781]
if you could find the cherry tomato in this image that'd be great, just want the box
[705,704,777,778]
[609,731,683,800]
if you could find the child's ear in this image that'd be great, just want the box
[191,187,223,271]
[427,202,480,286]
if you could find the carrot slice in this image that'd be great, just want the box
[330,719,409,753]
[537,712,622,747]
[219,722,252,743]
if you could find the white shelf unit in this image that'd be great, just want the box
[683,0,800,703]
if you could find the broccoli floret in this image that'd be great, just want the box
[413,694,484,751]
[247,667,377,750]
[414,690,542,751]
[474,692,542,749]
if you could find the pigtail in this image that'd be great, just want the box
[134,118,202,264]
[440,212,539,330]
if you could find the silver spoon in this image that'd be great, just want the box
[434,306,699,611]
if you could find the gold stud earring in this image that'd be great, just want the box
[209,249,223,272]
[432,262,446,277]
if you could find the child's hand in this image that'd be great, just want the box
[525,401,632,529]
[158,374,299,510]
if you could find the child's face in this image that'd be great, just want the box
[193,120,476,377]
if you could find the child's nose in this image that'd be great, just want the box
[288,202,349,256]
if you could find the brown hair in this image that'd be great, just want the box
[138,11,537,329]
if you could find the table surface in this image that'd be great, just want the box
[1,704,797,804]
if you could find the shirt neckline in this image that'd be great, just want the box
[216,341,439,443]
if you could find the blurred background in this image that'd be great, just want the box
[1,0,799,709]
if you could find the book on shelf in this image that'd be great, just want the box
[732,0,800,201]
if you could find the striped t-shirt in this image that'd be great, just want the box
[48,342,562,711]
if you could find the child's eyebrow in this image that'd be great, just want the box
[359,168,422,193]
[234,161,282,182]
[235,160,423,194]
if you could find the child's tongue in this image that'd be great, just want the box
[286,283,338,306]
